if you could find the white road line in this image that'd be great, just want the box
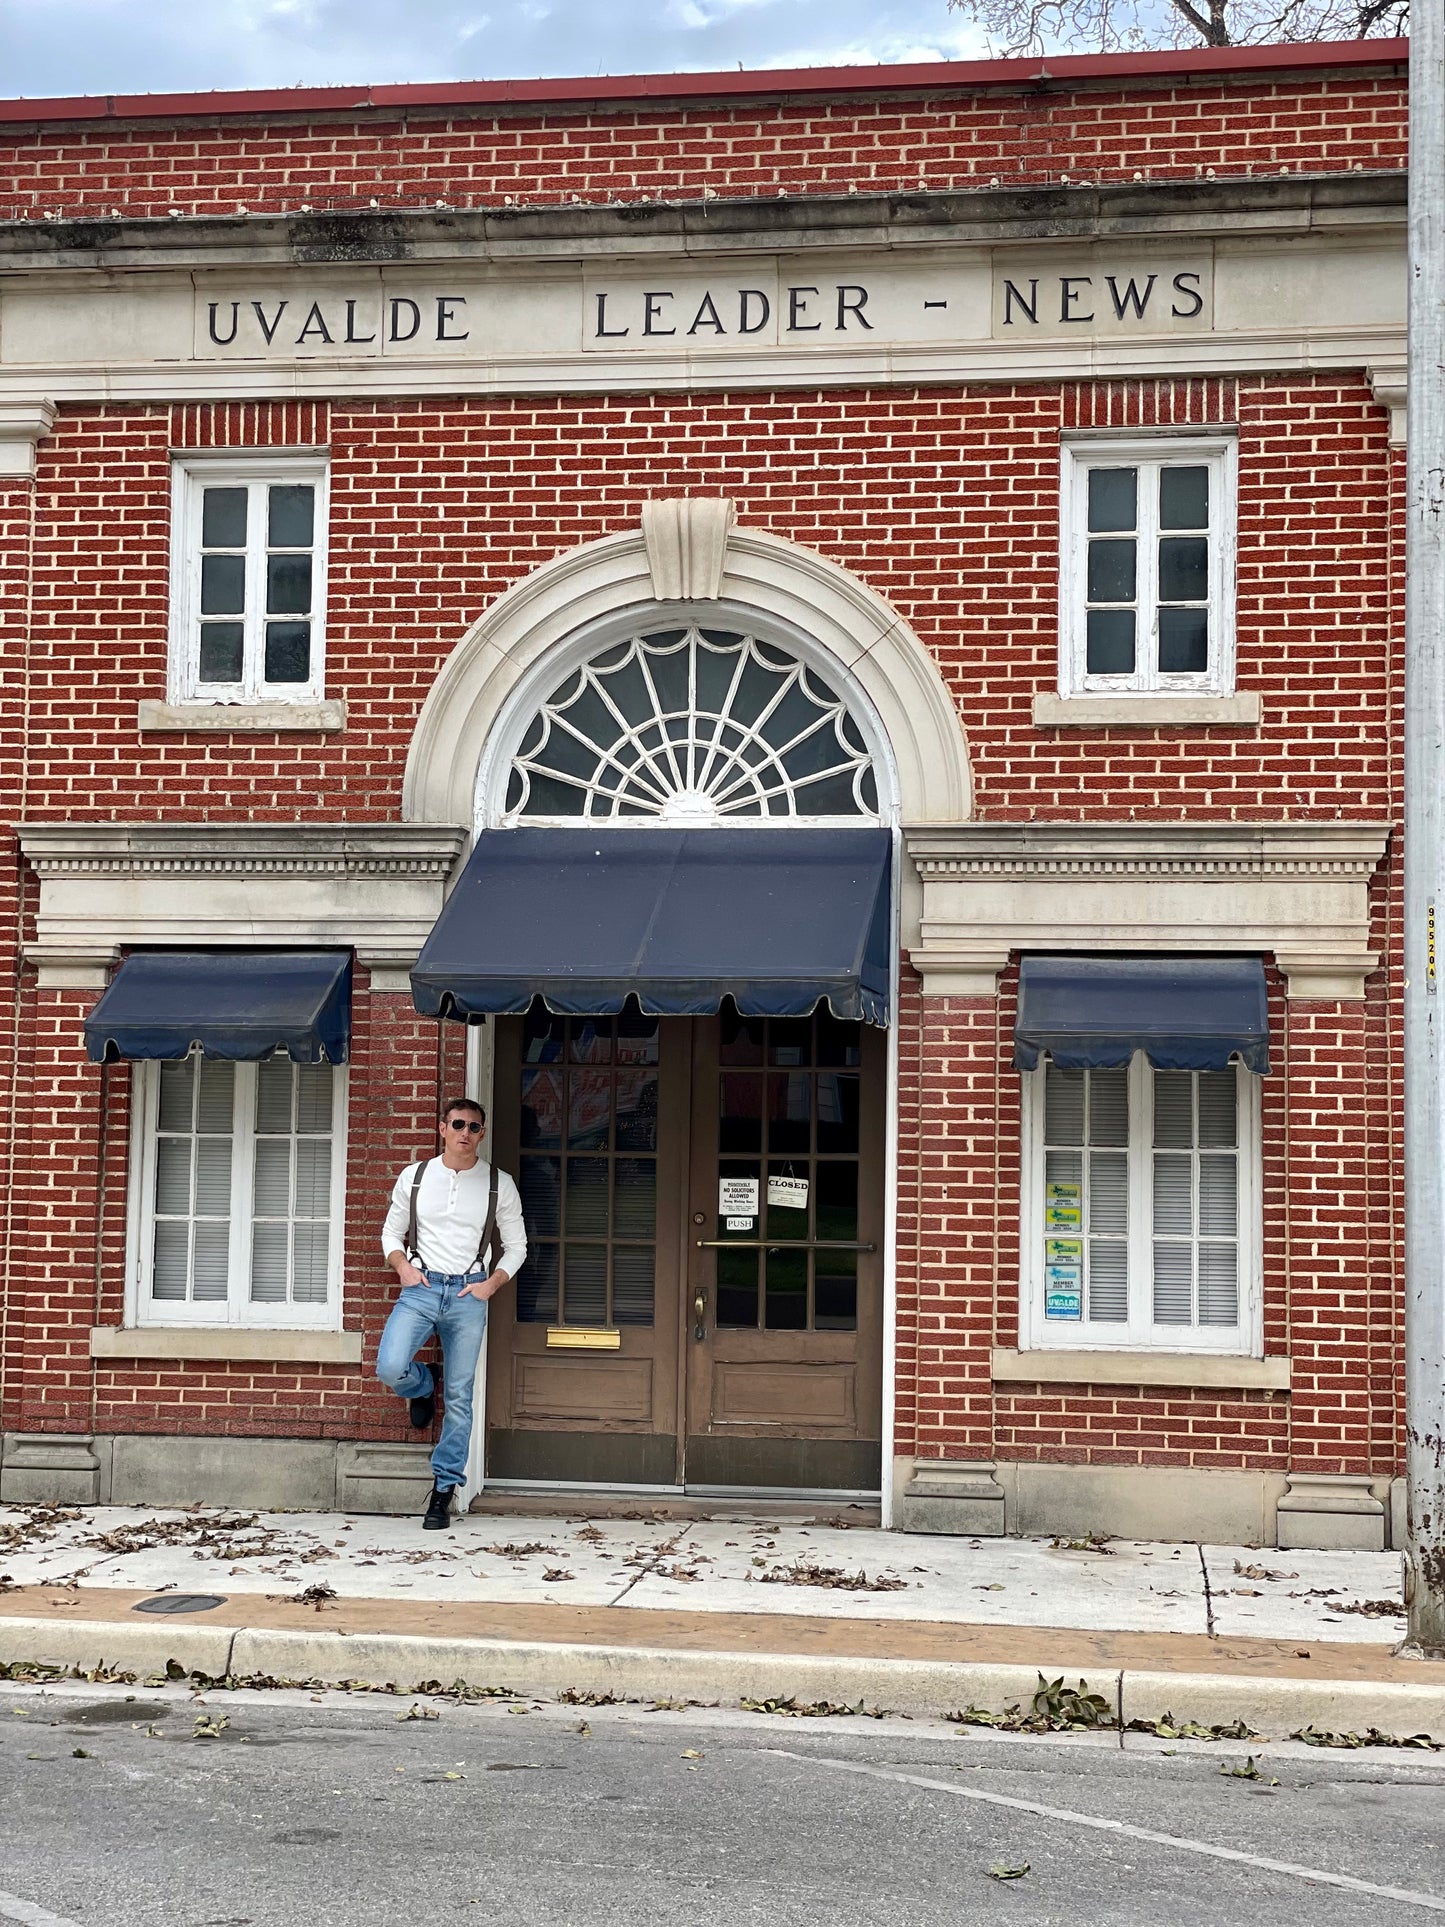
[772,1751,1445,1914]
[0,1891,84,1927]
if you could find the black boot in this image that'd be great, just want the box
[423,1483,455,1531]
[409,1362,440,1431]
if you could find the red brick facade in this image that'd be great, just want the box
[0,41,1409,1539]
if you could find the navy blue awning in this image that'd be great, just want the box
[85,951,352,1064]
[411,828,892,1025]
[1014,955,1270,1074]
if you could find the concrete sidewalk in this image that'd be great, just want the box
[2,1500,1441,1744]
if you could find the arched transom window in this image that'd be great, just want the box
[502,623,882,825]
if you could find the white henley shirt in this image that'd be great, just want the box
[382,1157,528,1279]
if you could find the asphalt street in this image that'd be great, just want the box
[1,1681,1443,1926]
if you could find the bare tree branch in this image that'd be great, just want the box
[948,0,1406,56]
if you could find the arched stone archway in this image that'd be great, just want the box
[401,505,972,829]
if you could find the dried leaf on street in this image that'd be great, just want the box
[1220,1757,1277,1781]
[192,1713,229,1739]
[986,1862,1031,1881]
[398,1703,440,1721]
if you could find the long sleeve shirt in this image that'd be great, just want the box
[382,1157,527,1279]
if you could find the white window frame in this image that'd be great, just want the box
[124,1055,348,1331]
[1058,432,1238,699]
[168,450,330,706]
[1019,1052,1262,1356]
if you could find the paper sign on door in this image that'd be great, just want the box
[767,1175,809,1210]
[719,1176,760,1216]
[726,1216,754,1232]
[1044,1236,1084,1319]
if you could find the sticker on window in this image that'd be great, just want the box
[767,1175,809,1210]
[1044,1182,1083,1231]
[719,1176,759,1216]
[1044,1237,1083,1319]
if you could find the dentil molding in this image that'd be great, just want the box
[904,820,1392,1000]
[18,820,467,989]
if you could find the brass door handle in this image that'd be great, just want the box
[693,1290,706,1341]
[694,1239,878,1252]
[694,1292,705,1320]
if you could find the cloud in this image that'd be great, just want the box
[0,0,989,96]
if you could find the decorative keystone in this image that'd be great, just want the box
[641,497,736,600]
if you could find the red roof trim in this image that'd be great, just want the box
[0,37,1408,129]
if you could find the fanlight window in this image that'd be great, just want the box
[504,625,879,823]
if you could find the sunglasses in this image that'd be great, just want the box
[446,1119,484,1134]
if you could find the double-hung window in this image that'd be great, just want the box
[129,1052,346,1328]
[169,453,329,705]
[1021,1054,1261,1354]
[1059,434,1237,699]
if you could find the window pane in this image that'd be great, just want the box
[198,623,244,683]
[1086,609,1136,675]
[1087,1239,1128,1322]
[250,1221,289,1303]
[1158,536,1208,603]
[157,1058,195,1133]
[1087,467,1137,532]
[268,483,314,548]
[1153,1072,1193,1148]
[562,1245,607,1326]
[1198,1243,1239,1325]
[252,1138,291,1217]
[1152,1241,1194,1324]
[1159,465,1208,530]
[1158,608,1209,675]
[1197,1072,1237,1148]
[196,1065,233,1130]
[1088,1149,1128,1236]
[194,1137,233,1214]
[192,1221,231,1302]
[264,621,311,684]
[296,1065,332,1134]
[292,1223,329,1304]
[255,1057,294,1134]
[152,1221,190,1300]
[294,1140,331,1219]
[200,553,246,615]
[1087,537,1137,604]
[267,553,312,616]
[1044,1067,1085,1145]
[612,1248,655,1327]
[202,487,248,548]
[1198,1155,1237,1237]
[1153,1152,1193,1237]
[1089,1070,1129,1147]
[154,1138,192,1216]
[515,1242,559,1323]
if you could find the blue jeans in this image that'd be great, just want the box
[376,1271,489,1492]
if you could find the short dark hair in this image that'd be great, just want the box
[441,1096,486,1125]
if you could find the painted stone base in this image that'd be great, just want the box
[898,1461,1006,1536]
[1276,1473,1388,1552]
[335,1441,436,1515]
[0,1433,106,1504]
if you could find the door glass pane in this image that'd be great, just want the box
[768,1017,811,1066]
[816,1074,860,1154]
[520,1070,563,1149]
[768,1073,811,1155]
[569,1019,613,1065]
[566,1157,610,1238]
[716,1246,759,1328]
[568,1069,612,1149]
[719,1006,765,1065]
[719,1073,763,1153]
[616,1010,660,1065]
[814,1251,857,1331]
[516,1241,559,1323]
[519,1155,561,1240]
[614,1071,658,1151]
[563,1245,607,1326]
[765,1246,808,1330]
[523,1006,566,1063]
[613,1248,655,1326]
[815,1010,862,1067]
[613,1157,656,1239]
[814,1160,858,1244]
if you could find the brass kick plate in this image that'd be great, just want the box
[546,1326,621,1351]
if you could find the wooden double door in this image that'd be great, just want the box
[486,1001,884,1491]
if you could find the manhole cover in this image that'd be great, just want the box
[132,1594,228,1615]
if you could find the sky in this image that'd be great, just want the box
[0,0,996,99]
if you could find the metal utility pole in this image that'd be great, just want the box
[1406,0,1445,1658]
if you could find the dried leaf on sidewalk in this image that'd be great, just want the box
[482,1542,559,1559]
[1220,1757,1277,1782]
[541,1567,575,1582]
[986,1862,1030,1881]
[1233,1561,1297,1582]
[398,1702,440,1721]
[749,1559,908,1593]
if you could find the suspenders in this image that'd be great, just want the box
[405,1157,501,1274]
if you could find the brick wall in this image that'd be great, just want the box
[0,68,1405,221]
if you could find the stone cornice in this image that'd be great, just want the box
[17,820,466,880]
[904,819,1393,1002]
[0,174,1405,275]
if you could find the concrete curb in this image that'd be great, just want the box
[2,1616,1443,1742]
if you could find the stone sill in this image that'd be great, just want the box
[89,1326,363,1365]
[1033,692,1261,728]
[992,1347,1289,1391]
[137,699,346,733]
